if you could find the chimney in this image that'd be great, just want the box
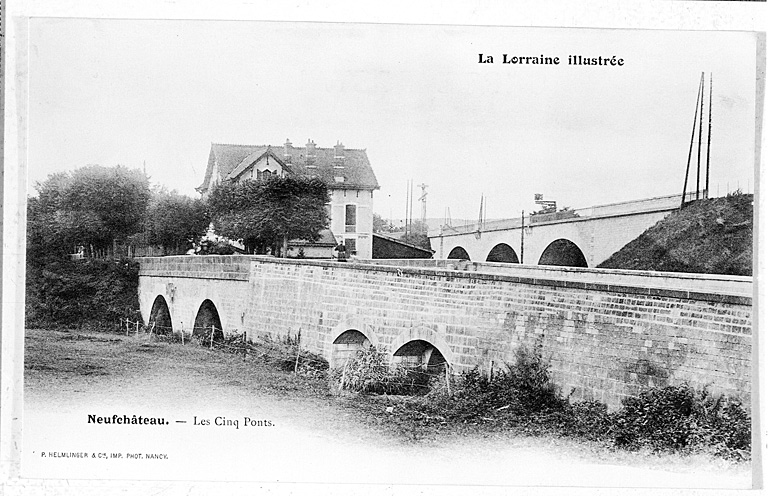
[283,139,293,163]
[306,139,316,166]
[333,141,345,167]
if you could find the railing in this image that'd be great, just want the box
[432,191,704,237]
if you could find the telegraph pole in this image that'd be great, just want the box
[705,73,713,199]
[681,74,704,209]
[696,72,704,200]
[520,210,525,264]
[417,183,428,225]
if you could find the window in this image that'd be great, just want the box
[345,205,357,233]
[344,238,357,255]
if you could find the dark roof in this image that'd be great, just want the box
[373,233,434,256]
[197,142,379,193]
[288,228,337,247]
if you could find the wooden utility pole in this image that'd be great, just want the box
[681,74,704,209]
[696,72,704,200]
[520,210,525,264]
[705,73,713,199]
[404,180,410,240]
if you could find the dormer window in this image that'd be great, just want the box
[257,169,274,181]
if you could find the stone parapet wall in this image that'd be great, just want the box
[138,256,752,409]
[139,255,256,281]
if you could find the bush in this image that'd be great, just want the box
[26,258,140,331]
[565,400,613,442]
[233,332,329,377]
[443,344,566,418]
[331,347,428,395]
[612,384,750,459]
[366,344,750,461]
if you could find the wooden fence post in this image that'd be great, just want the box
[445,363,451,395]
[293,330,302,373]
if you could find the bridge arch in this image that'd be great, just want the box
[193,299,224,340]
[447,246,470,260]
[328,317,379,368]
[538,238,588,267]
[486,243,519,263]
[148,295,173,334]
[389,326,454,370]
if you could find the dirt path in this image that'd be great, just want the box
[22,329,751,488]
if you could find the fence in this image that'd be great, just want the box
[118,317,453,393]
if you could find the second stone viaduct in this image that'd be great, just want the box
[430,193,698,267]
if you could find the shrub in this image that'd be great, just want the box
[565,400,614,442]
[505,343,568,412]
[332,347,427,395]
[368,344,750,461]
[613,384,751,459]
[418,344,568,425]
[26,258,140,331]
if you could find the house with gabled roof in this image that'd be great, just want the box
[197,139,379,259]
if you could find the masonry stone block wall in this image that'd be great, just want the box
[138,256,752,409]
[433,193,697,266]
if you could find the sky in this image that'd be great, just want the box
[27,19,759,223]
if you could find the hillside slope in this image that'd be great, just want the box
[598,193,753,276]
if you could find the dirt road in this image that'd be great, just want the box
[22,329,751,489]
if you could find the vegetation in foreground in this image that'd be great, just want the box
[26,325,751,465]
[330,346,751,461]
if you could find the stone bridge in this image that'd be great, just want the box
[138,255,751,408]
[431,193,699,267]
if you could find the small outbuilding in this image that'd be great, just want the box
[372,233,433,259]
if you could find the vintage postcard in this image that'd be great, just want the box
[2,3,765,495]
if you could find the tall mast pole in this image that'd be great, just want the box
[681,75,704,209]
[520,210,525,264]
[409,179,414,238]
[705,73,713,199]
[404,180,409,240]
[696,72,704,200]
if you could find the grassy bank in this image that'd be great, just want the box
[599,193,753,275]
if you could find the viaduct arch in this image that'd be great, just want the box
[538,238,588,267]
[447,246,470,260]
[389,326,455,370]
[328,317,380,368]
[148,295,173,333]
[486,243,519,263]
[193,299,224,340]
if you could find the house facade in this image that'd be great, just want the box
[196,139,379,259]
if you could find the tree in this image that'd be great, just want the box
[146,190,209,254]
[207,176,330,256]
[402,219,432,251]
[372,212,394,233]
[27,165,151,261]
[63,165,151,247]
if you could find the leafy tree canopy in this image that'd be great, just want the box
[146,189,210,253]
[372,212,396,233]
[207,176,330,255]
[27,165,151,261]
